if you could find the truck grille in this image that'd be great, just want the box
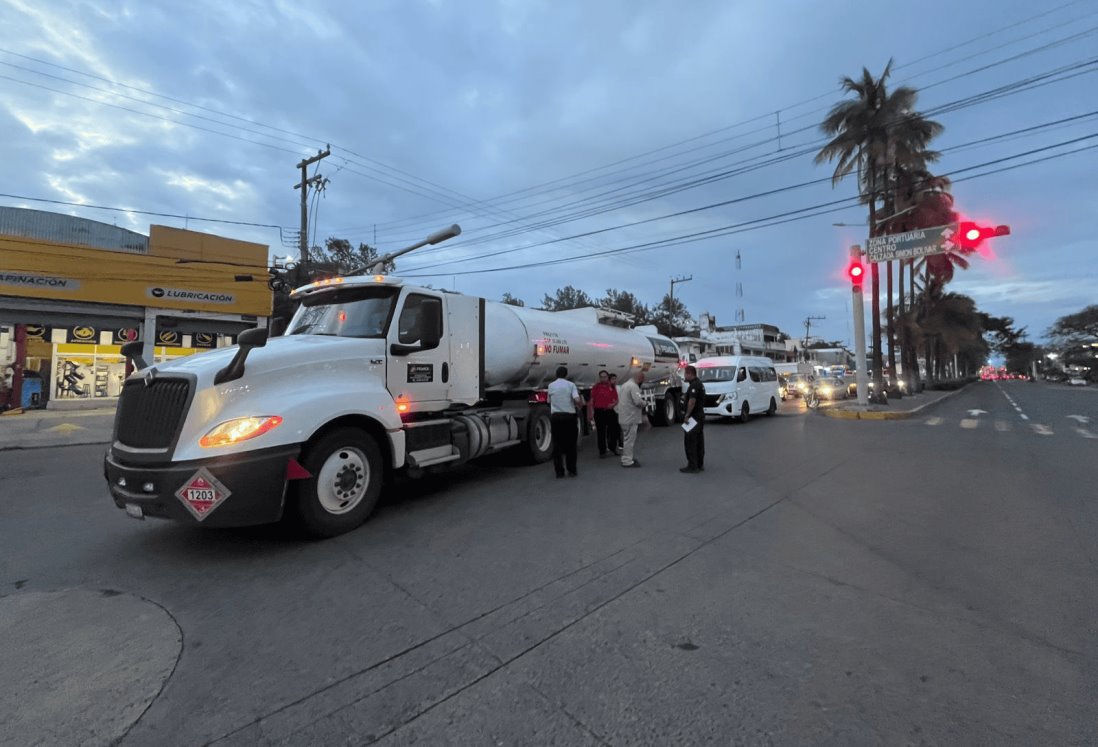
[115,377,192,449]
[704,395,721,408]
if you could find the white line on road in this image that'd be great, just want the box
[994,420,1012,432]
[1031,424,1053,436]
[1075,427,1097,439]
[996,382,1032,424]
[925,416,943,426]
[960,419,979,429]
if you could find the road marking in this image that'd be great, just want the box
[45,423,86,434]
[960,418,979,429]
[925,416,943,426]
[995,382,1031,424]
[967,409,987,416]
[1067,414,1091,425]
[994,420,1012,432]
[1075,427,1097,439]
[1031,424,1053,436]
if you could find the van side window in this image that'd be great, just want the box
[737,367,748,383]
[765,367,777,381]
[748,367,762,382]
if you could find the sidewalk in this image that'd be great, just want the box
[0,406,116,450]
[819,384,969,421]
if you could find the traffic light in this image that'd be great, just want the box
[848,259,865,291]
[957,221,1010,251]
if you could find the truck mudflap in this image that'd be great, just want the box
[104,444,302,528]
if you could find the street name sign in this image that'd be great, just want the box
[866,223,958,263]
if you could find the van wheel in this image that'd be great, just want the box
[767,397,777,416]
[292,427,383,538]
[526,405,553,464]
[739,403,750,423]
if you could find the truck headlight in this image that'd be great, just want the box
[200,416,283,448]
[717,392,737,403]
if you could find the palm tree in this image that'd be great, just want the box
[816,60,942,400]
[885,169,954,390]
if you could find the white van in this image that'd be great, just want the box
[688,356,781,422]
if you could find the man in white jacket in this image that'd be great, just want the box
[616,368,646,467]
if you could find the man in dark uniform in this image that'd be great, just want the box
[680,365,705,473]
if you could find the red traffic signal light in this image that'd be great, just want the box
[848,260,865,290]
[957,221,1011,251]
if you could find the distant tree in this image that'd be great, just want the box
[597,289,650,325]
[309,237,394,276]
[541,286,594,311]
[1048,305,1098,345]
[655,294,693,337]
[500,292,525,307]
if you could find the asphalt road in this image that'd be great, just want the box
[1,384,1095,746]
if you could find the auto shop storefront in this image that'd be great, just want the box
[0,208,272,410]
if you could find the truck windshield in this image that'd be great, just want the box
[287,286,399,338]
[695,366,738,382]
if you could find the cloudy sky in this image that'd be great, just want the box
[2,0,1096,346]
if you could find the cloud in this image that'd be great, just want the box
[0,0,1094,347]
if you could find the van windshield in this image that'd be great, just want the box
[695,366,738,382]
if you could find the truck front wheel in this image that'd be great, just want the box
[291,427,383,538]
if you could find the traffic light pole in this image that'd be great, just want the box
[851,245,869,406]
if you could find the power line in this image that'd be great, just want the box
[370,48,1098,251]
[0,192,286,231]
[394,76,1098,272]
[397,136,1098,278]
[346,3,1098,234]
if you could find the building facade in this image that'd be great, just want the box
[1,208,272,410]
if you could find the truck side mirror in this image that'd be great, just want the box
[214,327,269,385]
[121,341,148,370]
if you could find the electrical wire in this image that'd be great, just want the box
[370,52,1098,250]
[397,136,1098,278]
[344,3,1098,234]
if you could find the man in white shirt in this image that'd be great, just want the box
[616,368,646,467]
[547,366,584,478]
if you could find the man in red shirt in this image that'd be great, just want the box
[588,369,620,458]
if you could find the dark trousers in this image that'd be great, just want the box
[551,412,579,475]
[684,426,705,469]
[593,408,619,455]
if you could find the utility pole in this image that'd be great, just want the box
[668,275,692,332]
[293,147,330,285]
[803,315,825,359]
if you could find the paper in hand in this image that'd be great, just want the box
[682,417,697,432]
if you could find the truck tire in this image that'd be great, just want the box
[767,397,777,416]
[739,402,750,424]
[651,391,678,427]
[291,427,384,538]
[525,405,553,464]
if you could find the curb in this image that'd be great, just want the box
[819,383,971,421]
[0,439,111,452]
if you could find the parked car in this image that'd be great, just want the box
[1068,376,1088,386]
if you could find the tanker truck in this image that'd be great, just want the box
[104,273,683,537]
